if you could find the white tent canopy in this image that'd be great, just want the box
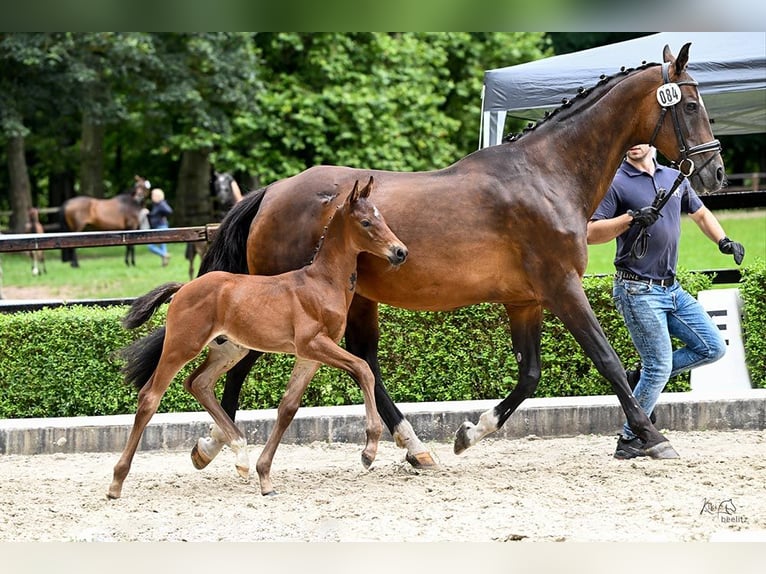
[479,32,766,148]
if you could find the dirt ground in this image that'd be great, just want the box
[1,429,764,542]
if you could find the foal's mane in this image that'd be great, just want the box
[502,61,660,143]
[306,202,344,266]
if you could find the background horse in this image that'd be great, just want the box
[108,178,407,499]
[184,171,244,280]
[24,207,47,276]
[59,175,150,268]
[134,44,724,469]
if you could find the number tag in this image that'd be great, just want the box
[656,83,682,107]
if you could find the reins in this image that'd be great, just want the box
[631,62,722,260]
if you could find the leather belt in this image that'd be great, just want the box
[615,270,675,288]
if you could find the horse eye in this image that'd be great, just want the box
[361,220,371,228]
[685,102,698,113]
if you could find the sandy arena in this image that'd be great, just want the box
[1,429,764,543]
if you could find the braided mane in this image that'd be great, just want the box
[502,61,661,143]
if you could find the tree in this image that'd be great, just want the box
[146,33,261,225]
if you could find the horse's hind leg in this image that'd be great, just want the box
[108,369,177,499]
[256,358,322,496]
[184,339,251,477]
[454,304,543,454]
[345,295,436,468]
[189,350,262,470]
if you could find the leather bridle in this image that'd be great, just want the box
[648,62,722,177]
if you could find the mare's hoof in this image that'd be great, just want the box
[453,422,473,455]
[405,451,439,469]
[236,464,250,479]
[645,441,680,459]
[262,490,278,497]
[190,444,212,470]
[361,452,374,469]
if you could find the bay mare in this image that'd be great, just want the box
[110,178,408,498]
[132,44,725,470]
[59,175,149,267]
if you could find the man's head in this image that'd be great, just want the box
[626,144,655,163]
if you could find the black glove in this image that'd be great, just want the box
[718,236,745,265]
[628,206,661,228]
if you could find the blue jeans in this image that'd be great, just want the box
[613,278,726,439]
[148,222,168,257]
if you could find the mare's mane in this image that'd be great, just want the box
[502,61,661,143]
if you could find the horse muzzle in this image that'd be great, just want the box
[387,245,408,266]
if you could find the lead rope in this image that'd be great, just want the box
[629,170,687,259]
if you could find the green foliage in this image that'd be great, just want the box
[740,258,766,389]
[3,268,761,420]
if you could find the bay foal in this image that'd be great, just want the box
[108,177,407,498]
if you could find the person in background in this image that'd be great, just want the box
[587,143,745,460]
[147,188,173,267]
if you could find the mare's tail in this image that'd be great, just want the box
[120,327,167,390]
[122,282,184,329]
[198,186,267,276]
[58,202,73,263]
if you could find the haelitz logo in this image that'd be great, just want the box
[700,498,748,524]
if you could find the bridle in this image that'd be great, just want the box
[631,63,722,260]
[648,62,722,177]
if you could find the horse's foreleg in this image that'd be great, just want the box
[125,245,135,266]
[184,340,251,478]
[191,350,262,470]
[255,358,322,496]
[345,295,436,468]
[455,305,543,454]
[551,280,677,458]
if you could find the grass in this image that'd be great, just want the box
[585,209,766,275]
[1,210,764,300]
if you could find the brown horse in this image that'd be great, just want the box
[60,175,150,267]
[131,43,725,468]
[24,207,47,276]
[108,178,408,499]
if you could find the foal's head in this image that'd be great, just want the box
[343,177,408,267]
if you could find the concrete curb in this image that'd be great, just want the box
[1,389,764,456]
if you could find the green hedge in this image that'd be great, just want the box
[1,262,763,419]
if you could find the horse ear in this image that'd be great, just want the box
[662,44,674,64]
[349,180,361,204]
[675,42,691,74]
[360,176,374,199]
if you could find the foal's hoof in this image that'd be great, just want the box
[190,444,212,470]
[405,451,439,469]
[453,421,474,455]
[361,452,375,469]
[262,490,278,497]
[645,441,680,459]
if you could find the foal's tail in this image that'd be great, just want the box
[120,327,167,390]
[122,282,184,329]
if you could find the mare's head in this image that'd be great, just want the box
[343,176,408,267]
[132,175,150,203]
[648,43,725,194]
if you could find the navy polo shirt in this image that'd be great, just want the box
[591,159,703,279]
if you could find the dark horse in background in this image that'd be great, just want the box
[60,175,150,268]
[184,171,243,280]
[130,44,724,469]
